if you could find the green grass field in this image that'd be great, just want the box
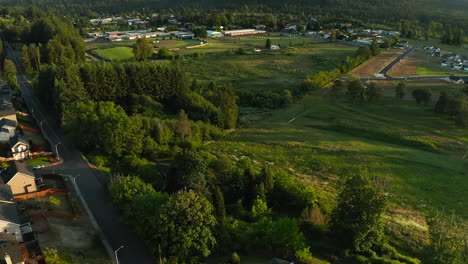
[88,39,202,50]
[178,42,356,91]
[93,46,134,60]
[207,93,468,256]
[416,66,468,76]
[177,35,316,55]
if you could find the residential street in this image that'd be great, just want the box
[379,46,415,77]
[7,44,156,264]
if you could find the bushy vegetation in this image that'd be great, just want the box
[33,60,237,162]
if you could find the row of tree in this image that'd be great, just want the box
[435,89,468,128]
[35,60,237,129]
[302,44,380,92]
[108,147,422,263]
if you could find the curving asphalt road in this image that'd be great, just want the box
[7,44,156,264]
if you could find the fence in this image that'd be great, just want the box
[13,189,69,201]
[20,126,40,133]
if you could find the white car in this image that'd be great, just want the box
[32,164,45,170]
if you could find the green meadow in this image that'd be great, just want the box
[178,42,356,91]
[207,94,468,253]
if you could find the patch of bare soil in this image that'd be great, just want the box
[387,58,417,77]
[38,217,95,249]
[351,50,403,77]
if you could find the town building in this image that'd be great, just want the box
[222,29,266,36]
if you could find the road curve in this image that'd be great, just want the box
[7,44,156,264]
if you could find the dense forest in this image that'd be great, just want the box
[0,0,467,29]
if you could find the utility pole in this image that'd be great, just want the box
[114,246,124,264]
[159,244,162,264]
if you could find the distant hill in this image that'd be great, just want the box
[1,0,467,27]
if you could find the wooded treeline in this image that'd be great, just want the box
[33,60,238,159]
[1,0,467,35]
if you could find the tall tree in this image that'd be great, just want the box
[156,190,217,262]
[347,79,365,103]
[133,38,153,61]
[370,39,380,56]
[331,173,387,253]
[21,45,32,73]
[168,150,207,193]
[412,88,432,105]
[2,59,18,89]
[330,79,345,99]
[435,92,449,114]
[265,38,272,48]
[175,109,191,140]
[193,27,208,38]
[365,82,382,102]
[213,186,226,224]
[395,82,407,99]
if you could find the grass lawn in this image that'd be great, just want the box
[207,93,468,257]
[28,157,53,167]
[416,66,467,76]
[178,42,356,92]
[157,39,201,49]
[93,46,134,60]
[177,35,315,55]
[367,79,463,99]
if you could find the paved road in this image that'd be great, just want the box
[6,44,156,264]
[360,75,462,82]
[379,46,415,77]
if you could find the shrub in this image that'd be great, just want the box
[89,155,108,167]
[355,255,370,264]
[295,247,314,263]
[270,170,317,214]
[231,252,240,264]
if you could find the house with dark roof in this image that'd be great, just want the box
[0,109,16,125]
[8,136,29,161]
[0,162,37,195]
[0,233,25,264]
[447,75,465,84]
[0,186,29,264]
[0,119,16,144]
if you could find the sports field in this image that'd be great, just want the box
[93,46,134,60]
[88,39,202,60]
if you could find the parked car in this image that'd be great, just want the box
[32,164,45,170]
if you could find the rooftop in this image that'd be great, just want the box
[0,119,15,129]
[0,186,13,203]
[1,161,34,185]
[0,233,24,264]
[9,135,29,148]
[0,202,19,224]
